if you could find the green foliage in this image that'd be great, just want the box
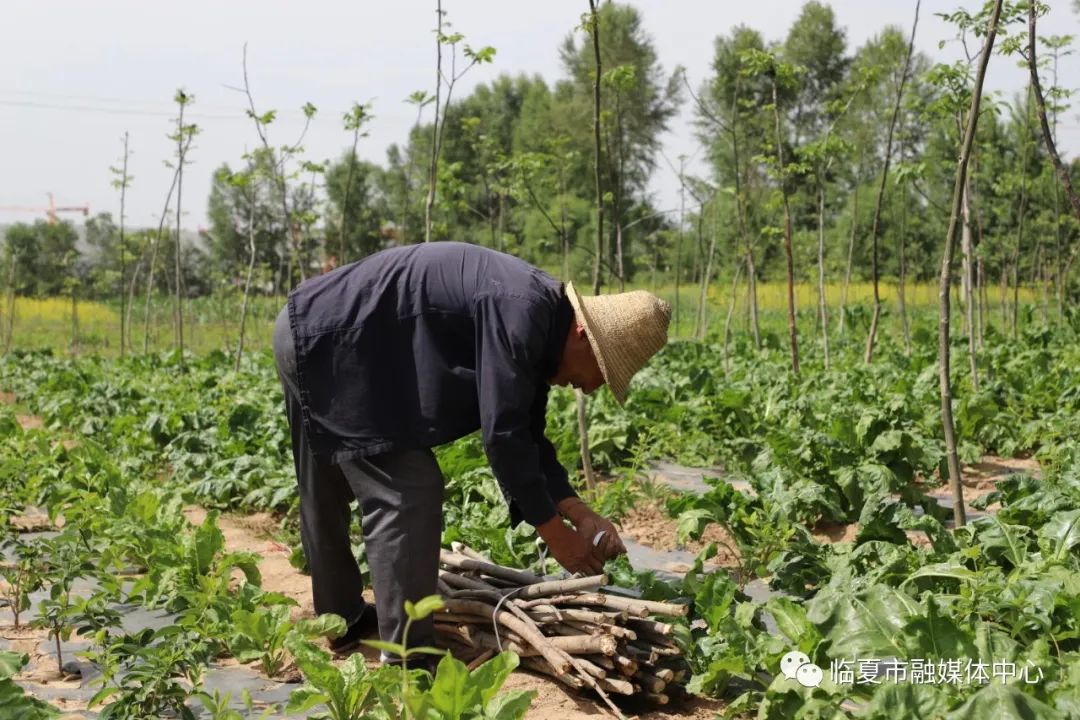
[231,606,345,678]
[0,652,58,719]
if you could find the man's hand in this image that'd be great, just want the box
[536,514,604,575]
[557,497,627,563]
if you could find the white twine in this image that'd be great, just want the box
[490,585,526,652]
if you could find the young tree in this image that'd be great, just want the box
[423,3,495,243]
[587,0,604,296]
[336,102,374,263]
[171,89,197,359]
[1023,5,1080,312]
[325,151,388,260]
[742,49,804,373]
[937,0,1004,528]
[695,27,770,348]
[110,132,133,356]
[864,1,920,364]
[563,2,680,289]
[234,44,318,289]
[400,91,434,246]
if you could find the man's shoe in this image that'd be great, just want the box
[329,602,380,655]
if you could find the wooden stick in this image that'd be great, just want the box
[629,640,679,656]
[562,650,626,718]
[566,620,636,641]
[451,541,493,564]
[613,655,638,677]
[508,600,624,720]
[645,692,669,705]
[653,667,675,683]
[598,676,634,696]
[440,551,543,585]
[434,611,490,624]
[521,657,585,689]
[627,617,674,636]
[594,595,688,618]
[439,569,498,592]
[550,608,616,625]
[625,645,658,666]
[443,599,569,675]
[635,671,667,694]
[510,575,608,600]
[573,656,607,680]
[467,648,495,671]
[591,655,616,671]
[462,627,618,657]
[518,593,607,609]
[635,627,679,648]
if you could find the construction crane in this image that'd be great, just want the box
[0,193,89,224]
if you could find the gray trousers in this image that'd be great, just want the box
[272,307,444,652]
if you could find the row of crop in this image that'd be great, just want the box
[610,436,1080,716]
[0,411,532,719]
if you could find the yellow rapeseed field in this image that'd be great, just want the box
[659,281,1037,313]
[5,297,118,325]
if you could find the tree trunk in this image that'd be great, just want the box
[125,256,142,353]
[70,286,79,354]
[817,183,830,369]
[727,80,759,349]
[771,76,799,374]
[898,182,911,354]
[865,0,918,363]
[961,182,977,391]
[675,160,685,336]
[696,200,719,341]
[2,251,14,354]
[174,102,186,361]
[340,142,359,263]
[1028,5,1080,316]
[424,0,444,243]
[579,0,603,489]
[839,160,860,336]
[576,389,596,492]
[236,188,259,372]
[119,131,130,358]
[589,0,604,295]
[1012,87,1032,338]
[145,171,179,354]
[722,255,745,374]
[938,0,1002,529]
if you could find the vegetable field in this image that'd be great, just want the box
[2,306,1079,719]
[6,0,1080,717]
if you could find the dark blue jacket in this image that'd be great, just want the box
[286,242,576,526]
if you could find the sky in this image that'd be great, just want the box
[2,0,1079,231]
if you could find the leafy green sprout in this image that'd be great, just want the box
[363,594,448,712]
[0,535,46,628]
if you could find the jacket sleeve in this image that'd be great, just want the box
[474,294,562,527]
[531,384,578,507]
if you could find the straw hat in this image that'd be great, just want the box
[565,282,672,405]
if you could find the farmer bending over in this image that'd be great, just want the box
[272,242,671,662]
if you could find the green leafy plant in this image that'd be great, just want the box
[230,604,346,678]
[0,652,58,719]
[87,626,211,720]
[0,535,45,628]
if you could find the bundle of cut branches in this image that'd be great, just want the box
[433,544,690,715]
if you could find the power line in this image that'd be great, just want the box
[0,96,325,123]
[0,98,245,120]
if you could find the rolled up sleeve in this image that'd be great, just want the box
[474,294,561,527]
